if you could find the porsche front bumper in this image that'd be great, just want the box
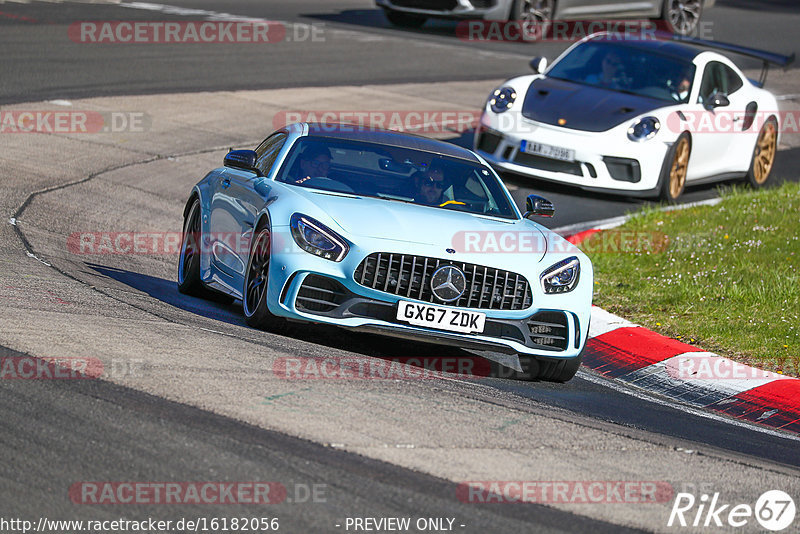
[474,113,673,197]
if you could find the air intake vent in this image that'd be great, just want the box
[295,275,348,313]
[526,311,569,350]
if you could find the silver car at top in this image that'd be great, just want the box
[375,0,715,37]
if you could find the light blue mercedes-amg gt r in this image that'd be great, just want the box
[178,123,592,382]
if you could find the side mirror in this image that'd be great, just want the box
[224,149,260,174]
[523,194,555,219]
[706,92,730,109]
[529,56,548,74]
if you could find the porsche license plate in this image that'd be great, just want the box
[520,140,575,162]
[396,301,485,334]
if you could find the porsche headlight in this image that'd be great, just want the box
[627,116,660,142]
[489,87,517,113]
[540,257,580,294]
[290,214,349,262]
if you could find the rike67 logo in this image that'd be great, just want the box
[668,490,795,531]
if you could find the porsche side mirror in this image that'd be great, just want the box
[524,194,555,219]
[530,56,548,74]
[224,149,260,174]
[706,92,730,109]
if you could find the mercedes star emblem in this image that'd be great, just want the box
[430,265,467,302]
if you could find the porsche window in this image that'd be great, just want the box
[547,41,697,103]
[276,136,518,219]
[698,61,744,103]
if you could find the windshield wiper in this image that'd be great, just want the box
[374,193,416,204]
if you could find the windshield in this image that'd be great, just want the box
[276,136,518,219]
[547,40,696,103]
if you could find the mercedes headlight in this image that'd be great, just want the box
[290,214,349,262]
[489,87,517,113]
[540,257,580,294]
[627,116,660,142]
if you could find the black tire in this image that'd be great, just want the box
[242,223,287,332]
[660,0,702,36]
[518,351,582,383]
[746,117,778,189]
[177,199,235,304]
[383,9,427,28]
[658,132,691,203]
[177,199,205,296]
[510,0,555,41]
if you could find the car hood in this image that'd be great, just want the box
[521,77,666,132]
[297,190,548,262]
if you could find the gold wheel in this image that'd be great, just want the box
[668,136,690,199]
[751,120,777,185]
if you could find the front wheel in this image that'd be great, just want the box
[383,9,427,28]
[746,117,778,188]
[243,224,287,332]
[661,0,703,36]
[518,352,582,383]
[658,133,691,203]
[177,199,204,296]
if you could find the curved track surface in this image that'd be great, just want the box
[1,83,798,533]
[1,1,799,532]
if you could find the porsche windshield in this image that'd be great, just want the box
[547,40,696,103]
[277,136,518,219]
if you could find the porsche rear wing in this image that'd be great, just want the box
[668,34,795,87]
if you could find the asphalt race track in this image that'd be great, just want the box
[1,1,799,533]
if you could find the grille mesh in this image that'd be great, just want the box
[353,253,532,311]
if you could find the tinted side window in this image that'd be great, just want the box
[255,133,287,176]
[723,64,743,94]
[699,62,743,102]
[698,62,722,102]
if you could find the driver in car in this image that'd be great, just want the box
[294,144,332,184]
[413,161,448,206]
[670,66,694,103]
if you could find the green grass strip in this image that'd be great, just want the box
[585,181,800,377]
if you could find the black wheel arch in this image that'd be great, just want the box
[254,211,272,234]
[183,191,200,219]
[653,130,692,199]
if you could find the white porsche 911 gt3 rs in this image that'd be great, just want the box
[475,32,793,201]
